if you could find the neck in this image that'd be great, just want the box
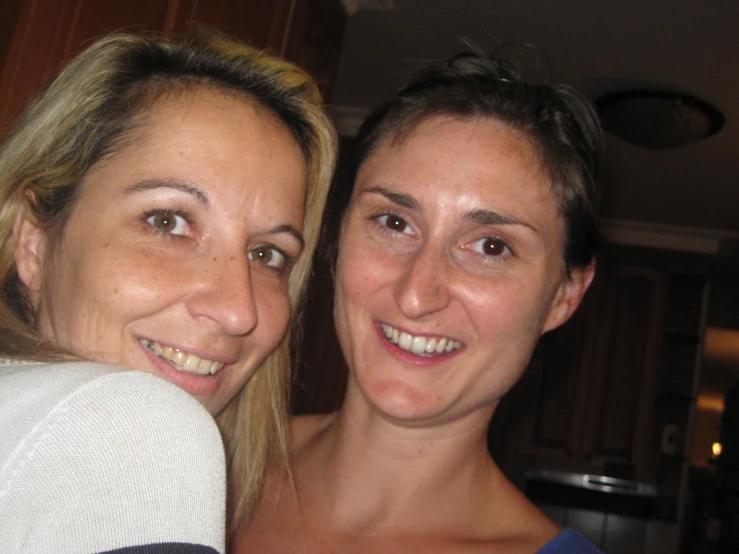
[296,390,500,534]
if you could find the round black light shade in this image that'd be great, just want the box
[596,90,724,149]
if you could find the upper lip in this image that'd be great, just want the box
[379,322,462,343]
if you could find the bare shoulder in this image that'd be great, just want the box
[483,471,560,552]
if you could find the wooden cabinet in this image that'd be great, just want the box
[0,0,345,132]
[508,256,668,483]
[0,0,169,130]
[580,265,667,478]
[283,0,345,102]
[492,245,710,516]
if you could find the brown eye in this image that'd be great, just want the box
[146,211,189,235]
[482,237,507,256]
[153,212,175,232]
[252,246,273,264]
[378,214,410,234]
[387,215,406,232]
[249,245,287,270]
[470,236,511,258]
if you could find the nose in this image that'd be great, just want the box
[186,254,258,336]
[394,245,451,320]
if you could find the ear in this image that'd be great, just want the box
[542,260,596,333]
[12,203,48,305]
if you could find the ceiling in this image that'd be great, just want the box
[331,0,739,238]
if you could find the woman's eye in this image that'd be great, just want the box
[470,236,511,257]
[377,214,412,234]
[249,245,287,270]
[146,211,189,236]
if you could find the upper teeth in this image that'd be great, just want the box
[380,324,462,356]
[139,339,224,376]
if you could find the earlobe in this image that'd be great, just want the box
[13,203,48,302]
[542,260,596,333]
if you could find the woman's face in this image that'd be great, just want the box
[15,88,307,415]
[334,116,593,427]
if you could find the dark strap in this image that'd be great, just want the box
[102,543,219,554]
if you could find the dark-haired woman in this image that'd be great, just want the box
[236,52,603,553]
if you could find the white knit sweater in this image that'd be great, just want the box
[0,361,226,553]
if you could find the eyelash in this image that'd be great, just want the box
[140,209,295,278]
[370,212,415,237]
[466,236,514,261]
[373,212,514,258]
[368,208,516,270]
[248,244,293,274]
[142,208,192,238]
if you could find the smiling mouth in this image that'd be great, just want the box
[138,339,225,376]
[380,323,463,357]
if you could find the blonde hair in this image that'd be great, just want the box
[0,30,337,528]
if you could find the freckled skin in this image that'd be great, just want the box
[335,116,592,427]
[20,88,307,415]
[235,116,594,554]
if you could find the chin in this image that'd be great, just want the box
[365,379,448,423]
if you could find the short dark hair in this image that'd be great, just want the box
[348,51,603,271]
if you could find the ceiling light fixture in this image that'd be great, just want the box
[596,90,724,149]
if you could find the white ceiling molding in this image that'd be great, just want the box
[600,218,738,255]
[329,105,369,136]
[340,0,394,16]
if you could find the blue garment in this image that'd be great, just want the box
[538,528,602,553]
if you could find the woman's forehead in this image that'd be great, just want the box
[358,116,547,189]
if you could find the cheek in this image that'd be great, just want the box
[37,251,125,354]
[333,243,374,351]
[46,240,188,325]
[336,230,398,305]
[466,278,553,343]
[334,253,379,335]
[467,288,549,395]
[83,248,179,309]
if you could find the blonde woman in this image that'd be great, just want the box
[0,30,336,553]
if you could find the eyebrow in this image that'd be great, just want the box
[268,224,305,250]
[123,179,209,206]
[465,209,536,232]
[362,186,421,211]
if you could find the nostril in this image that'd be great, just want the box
[395,256,450,318]
[185,257,261,335]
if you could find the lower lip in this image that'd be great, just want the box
[375,324,460,366]
[138,340,226,398]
